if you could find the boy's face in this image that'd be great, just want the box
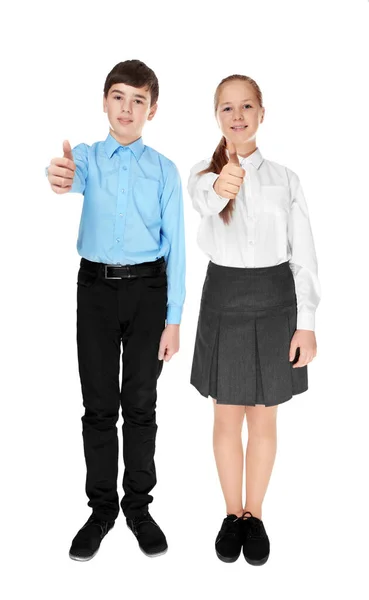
[103,82,157,144]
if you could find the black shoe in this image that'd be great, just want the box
[126,512,168,557]
[69,514,115,561]
[242,511,270,566]
[215,514,243,563]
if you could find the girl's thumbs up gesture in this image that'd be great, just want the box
[47,140,76,194]
[213,140,246,199]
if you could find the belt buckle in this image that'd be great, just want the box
[104,264,122,280]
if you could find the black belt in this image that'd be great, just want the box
[81,257,166,279]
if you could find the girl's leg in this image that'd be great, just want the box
[213,399,245,517]
[244,405,278,519]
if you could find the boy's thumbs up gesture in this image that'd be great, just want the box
[213,140,246,200]
[47,140,76,194]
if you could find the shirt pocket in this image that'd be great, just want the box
[133,176,161,222]
[261,185,290,215]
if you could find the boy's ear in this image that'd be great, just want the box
[103,95,107,113]
[147,103,158,121]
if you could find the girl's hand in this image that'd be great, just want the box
[158,324,180,362]
[213,140,246,199]
[289,330,317,368]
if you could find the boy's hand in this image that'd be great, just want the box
[158,324,180,362]
[289,330,317,368]
[47,140,76,194]
[213,140,246,199]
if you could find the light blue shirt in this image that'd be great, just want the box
[58,133,185,324]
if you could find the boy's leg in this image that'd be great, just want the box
[119,275,167,518]
[77,263,122,522]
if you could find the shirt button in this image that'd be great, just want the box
[116,238,120,243]
[122,166,127,171]
[119,213,123,217]
[121,189,125,193]
[249,240,254,245]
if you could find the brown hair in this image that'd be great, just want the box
[103,59,159,107]
[199,75,264,225]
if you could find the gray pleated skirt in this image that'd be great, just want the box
[190,260,308,407]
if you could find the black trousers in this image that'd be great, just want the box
[76,257,167,520]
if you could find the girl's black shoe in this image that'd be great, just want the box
[215,514,243,563]
[242,511,270,566]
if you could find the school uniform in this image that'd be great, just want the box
[188,147,320,407]
[58,133,185,521]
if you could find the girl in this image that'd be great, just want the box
[188,75,321,566]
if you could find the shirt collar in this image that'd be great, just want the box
[104,133,145,160]
[225,146,264,170]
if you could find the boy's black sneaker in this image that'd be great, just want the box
[126,511,168,557]
[242,511,270,566]
[69,514,115,561]
[215,514,243,563]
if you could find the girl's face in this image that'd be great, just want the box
[216,80,264,146]
[103,82,157,144]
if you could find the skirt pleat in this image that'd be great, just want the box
[190,260,308,407]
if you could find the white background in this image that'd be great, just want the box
[2,0,369,598]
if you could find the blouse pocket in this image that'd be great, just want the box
[261,185,290,215]
[133,176,161,222]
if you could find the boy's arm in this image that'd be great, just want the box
[287,169,321,331]
[45,141,88,194]
[160,162,186,325]
[187,159,229,216]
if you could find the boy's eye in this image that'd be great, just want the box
[113,96,142,104]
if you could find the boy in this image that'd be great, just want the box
[46,60,186,561]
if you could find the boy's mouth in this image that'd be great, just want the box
[231,125,248,131]
[118,118,133,125]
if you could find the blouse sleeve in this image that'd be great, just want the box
[187,159,230,216]
[287,169,321,331]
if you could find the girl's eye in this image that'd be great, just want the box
[223,104,252,112]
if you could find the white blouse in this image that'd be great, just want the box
[187,147,321,332]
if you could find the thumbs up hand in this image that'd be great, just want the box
[47,140,76,194]
[213,140,246,200]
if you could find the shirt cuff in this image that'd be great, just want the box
[296,311,315,331]
[166,305,183,325]
[202,173,230,213]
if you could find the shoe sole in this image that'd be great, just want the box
[244,553,269,566]
[139,546,168,558]
[216,550,241,563]
[69,549,99,562]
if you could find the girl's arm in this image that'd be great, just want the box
[287,169,322,331]
[187,160,230,216]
